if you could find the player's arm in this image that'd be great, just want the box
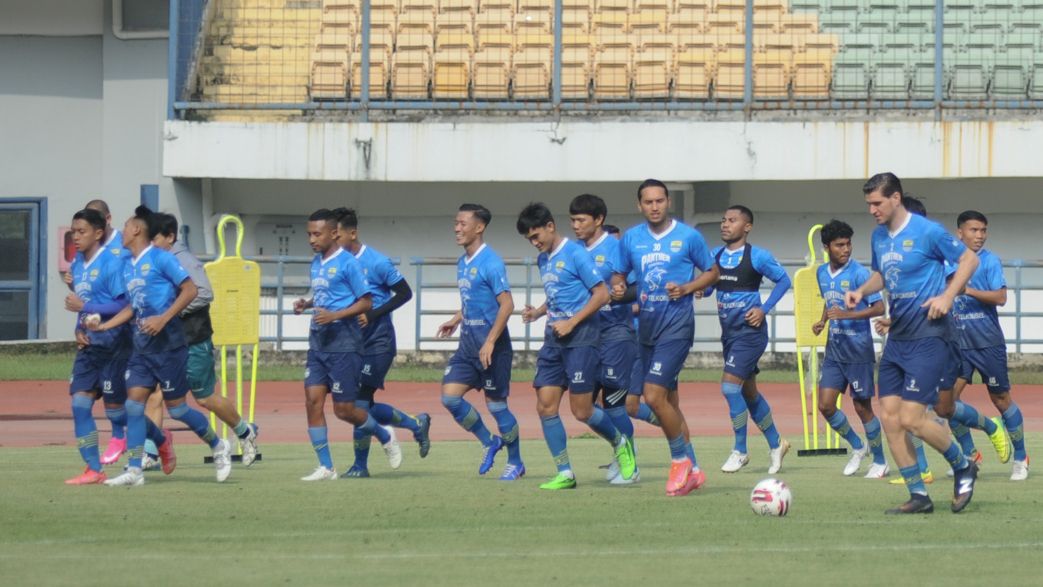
[610,272,628,300]
[478,291,515,369]
[965,261,1007,307]
[747,253,790,327]
[553,282,609,338]
[294,297,314,314]
[845,271,884,309]
[521,302,547,323]
[926,248,979,319]
[140,277,198,336]
[811,303,829,336]
[315,294,372,324]
[91,304,135,332]
[437,310,463,338]
[670,264,720,299]
[363,279,413,326]
[830,299,885,322]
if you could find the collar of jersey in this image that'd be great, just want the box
[645,219,677,241]
[132,244,154,266]
[548,237,569,259]
[888,211,913,239]
[465,243,487,265]
[828,260,851,279]
[83,246,105,270]
[585,232,609,252]
[321,246,344,265]
[353,243,368,259]
[104,230,120,247]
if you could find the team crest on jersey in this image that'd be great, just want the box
[140,263,151,276]
[89,269,99,279]
[111,248,121,255]
[902,239,914,252]
[595,254,606,265]
[555,260,565,270]
[469,267,478,277]
[327,267,338,277]
[840,280,850,290]
[669,240,682,253]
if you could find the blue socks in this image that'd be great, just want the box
[942,441,969,472]
[606,405,634,441]
[371,403,421,433]
[540,415,571,473]
[668,435,687,461]
[721,381,749,453]
[953,401,998,434]
[442,395,494,446]
[863,417,886,465]
[356,413,391,444]
[71,394,101,472]
[488,401,522,465]
[948,420,976,457]
[1003,403,1027,461]
[308,426,333,469]
[105,406,126,440]
[910,434,930,474]
[125,399,147,469]
[900,464,928,497]
[168,402,219,448]
[583,405,621,445]
[353,427,371,469]
[634,402,660,426]
[826,410,864,450]
[747,392,781,450]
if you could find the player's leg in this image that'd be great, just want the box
[945,376,981,463]
[440,351,500,455]
[720,337,751,466]
[820,384,868,476]
[742,374,787,475]
[566,345,636,483]
[626,354,660,427]
[157,348,230,482]
[853,397,888,477]
[329,353,400,472]
[877,344,933,513]
[980,345,1026,478]
[345,386,376,478]
[600,340,636,444]
[97,349,129,465]
[536,383,573,489]
[190,340,259,466]
[66,357,106,484]
[482,345,522,480]
[363,353,427,440]
[302,348,337,480]
[961,347,1013,464]
[642,339,703,496]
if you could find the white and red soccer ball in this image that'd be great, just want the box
[750,478,792,516]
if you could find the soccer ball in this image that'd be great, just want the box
[750,478,792,516]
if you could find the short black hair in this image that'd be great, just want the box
[569,194,607,220]
[516,202,555,235]
[308,208,338,224]
[333,207,358,229]
[820,219,854,246]
[863,172,903,198]
[957,210,988,227]
[85,199,110,216]
[727,205,754,224]
[133,205,161,239]
[903,195,927,217]
[458,203,491,227]
[604,224,620,235]
[637,178,669,201]
[72,208,106,232]
[152,212,179,241]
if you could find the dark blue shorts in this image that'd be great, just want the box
[442,346,512,400]
[305,350,362,403]
[819,358,875,401]
[628,356,644,396]
[360,351,395,391]
[534,344,599,394]
[959,345,1011,394]
[125,348,190,400]
[639,338,690,391]
[878,337,959,406]
[599,338,637,393]
[69,346,129,404]
[722,333,767,380]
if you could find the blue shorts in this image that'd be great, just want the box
[878,337,959,406]
[125,348,190,400]
[69,346,129,404]
[305,350,362,403]
[599,338,637,393]
[639,338,690,391]
[534,344,599,393]
[628,356,644,396]
[442,345,513,400]
[819,358,875,401]
[722,333,767,380]
[959,345,1011,394]
[360,351,395,391]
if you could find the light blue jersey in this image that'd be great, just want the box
[710,244,790,340]
[950,249,1006,349]
[817,260,881,364]
[871,213,966,341]
[354,244,405,355]
[457,243,512,357]
[585,232,635,343]
[71,245,129,350]
[309,247,371,353]
[618,219,714,346]
[538,238,603,348]
[124,245,190,354]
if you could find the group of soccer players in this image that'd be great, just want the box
[63,173,1029,513]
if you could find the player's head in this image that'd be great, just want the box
[150,212,179,251]
[455,203,491,248]
[862,172,905,225]
[124,205,154,244]
[332,207,359,249]
[604,224,621,239]
[516,202,557,253]
[902,195,927,217]
[637,179,670,225]
[70,208,107,253]
[307,208,340,253]
[957,210,988,252]
[85,199,112,228]
[720,205,753,244]
[568,193,607,243]
[820,219,854,267]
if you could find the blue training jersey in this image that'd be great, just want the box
[618,219,714,346]
[124,245,190,354]
[949,249,1006,349]
[354,244,405,355]
[538,238,603,348]
[309,247,371,353]
[586,233,636,343]
[817,260,881,364]
[71,245,130,350]
[871,213,966,341]
[711,244,789,340]
[457,243,512,357]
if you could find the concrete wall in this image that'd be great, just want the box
[0,0,104,36]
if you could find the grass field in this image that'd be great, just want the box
[3,436,1042,585]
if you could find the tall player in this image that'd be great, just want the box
[333,208,432,478]
[517,203,636,490]
[613,179,720,497]
[293,209,401,481]
[811,220,889,478]
[437,204,524,480]
[702,206,791,474]
[846,173,980,514]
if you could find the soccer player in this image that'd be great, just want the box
[437,204,524,480]
[150,213,260,466]
[333,208,432,479]
[518,202,636,490]
[294,209,401,481]
[63,208,133,484]
[702,206,791,474]
[94,206,230,486]
[946,210,1025,480]
[569,195,643,484]
[811,220,889,478]
[846,173,980,514]
[613,179,720,497]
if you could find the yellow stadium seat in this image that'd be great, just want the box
[758,33,796,53]
[594,33,633,99]
[780,13,817,34]
[479,0,513,10]
[515,10,552,35]
[677,35,715,52]
[323,3,358,30]
[753,50,791,98]
[473,33,512,98]
[563,8,592,33]
[714,48,745,99]
[715,0,746,13]
[753,0,786,13]
[668,9,707,36]
[716,33,747,52]
[433,42,473,98]
[592,10,628,33]
[635,0,670,10]
[564,0,594,8]
[475,8,513,34]
[634,34,675,98]
[311,48,350,99]
[675,48,713,99]
[317,29,354,51]
[752,12,782,33]
[596,0,631,10]
[792,49,832,99]
[402,0,437,12]
[439,0,476,13]
[350,33,393,99]
[561,33,594,99]
[629,10,668,35]
[518,0,554,11]
[705,13,743,35]
[513,45,552,99]
[399,8,436,34]
[369,6,397,32]
[392,50,432,98]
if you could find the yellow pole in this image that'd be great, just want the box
[249,343,259,424]
[797,346,809,450]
